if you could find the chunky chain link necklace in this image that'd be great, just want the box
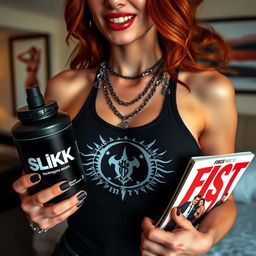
[106,58,164,106]
[96,61,168,128]
[106,57,164,80]
[104,69,166,129]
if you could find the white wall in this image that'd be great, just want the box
[198,0,256,115]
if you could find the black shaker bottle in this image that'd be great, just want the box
[12,87,86,204]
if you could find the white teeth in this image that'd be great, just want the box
[108,16,134,24]
[118,17,124,23]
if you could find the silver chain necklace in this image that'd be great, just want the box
[106,59,164,106]
[106,57,164,80]
[97,61,168,128]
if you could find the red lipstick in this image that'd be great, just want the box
[105,12,136,31]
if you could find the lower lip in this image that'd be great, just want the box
[105,16,136,31]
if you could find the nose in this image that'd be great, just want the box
[104,0,127,9]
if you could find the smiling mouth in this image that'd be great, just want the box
[104,13,136,31]
[107,15,135,24]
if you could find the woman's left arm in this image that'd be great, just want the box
[195,72,238,246]
[141,72,238,256]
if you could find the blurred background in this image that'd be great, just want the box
[0,0,255,255]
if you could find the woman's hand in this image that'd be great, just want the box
[12,173,87,230]
[141,208,214,256]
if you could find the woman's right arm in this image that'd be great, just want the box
[12,69,93,229]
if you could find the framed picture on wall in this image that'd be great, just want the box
[9,34,50,114]
[207,17,256,93]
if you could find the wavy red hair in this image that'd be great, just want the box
[64,0,231,80]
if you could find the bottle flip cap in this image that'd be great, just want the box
[17,87,58,123]
[26,87,45,109]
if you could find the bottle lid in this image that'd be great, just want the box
[17,87,58,123]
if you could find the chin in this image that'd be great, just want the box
[106,30,151,46]
[111,39,137,46]
[106,35,137,46]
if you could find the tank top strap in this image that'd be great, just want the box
[164,77,176,114]
[85,65,102,110]
[167,76,201,153]
[73,84,99,122]
[168,75,183,120]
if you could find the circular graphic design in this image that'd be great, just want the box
[81,135,173,200]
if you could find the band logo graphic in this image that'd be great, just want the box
[81,136,173,200]
[109,147,140,185]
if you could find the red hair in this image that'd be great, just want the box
[64,0,231,80]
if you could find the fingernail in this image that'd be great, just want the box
[59,181,70,191]
[76,200,84,208]
[77,191,87,201]
[30,174,40,183]
[177,209,181,216]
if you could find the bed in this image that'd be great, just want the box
[207,158,256,256]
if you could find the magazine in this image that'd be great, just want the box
[156,151,255,231]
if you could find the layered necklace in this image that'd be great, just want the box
[94,58,170,129]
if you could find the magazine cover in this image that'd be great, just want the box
[156,152,255,231]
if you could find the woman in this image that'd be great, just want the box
[194,198,206,222]
[16,46,41,88]
[13,0,238,255]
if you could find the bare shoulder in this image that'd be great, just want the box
[182,70,235,105]
[179,70,237,154]
[181,71,235,104]
[44,68,98,115]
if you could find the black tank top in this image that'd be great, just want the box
[67,78,201,256]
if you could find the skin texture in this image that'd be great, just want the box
[13,0,238,255]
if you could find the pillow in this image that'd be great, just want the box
[234,158,256,204]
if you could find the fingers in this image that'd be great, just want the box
[13,172,87,230]
[21,179,77,213]
[38,191,87,218]
[13,173,41,196]
[141,249,158,256]
[30,180,72,206]
[142,217,156,235]
[141,227,185,255]
[142,217,169,243]
[141,238,168,256]
[41,201,84,230]
[31,190,87,230]
[141,217,180,251]
[171,208,193,230]
[141,226,174,256]
[20,180,71,216]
